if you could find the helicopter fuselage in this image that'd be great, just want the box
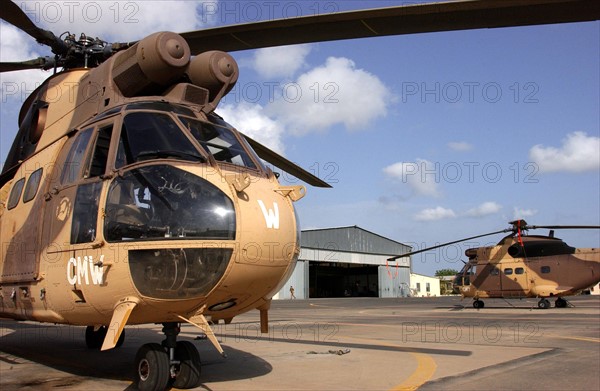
[0,33,303,336]
[453,236,600,300]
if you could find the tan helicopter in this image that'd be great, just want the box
[389,220,600,309]
[1,0,599,390]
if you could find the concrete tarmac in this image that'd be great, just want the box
[1,295,599,390]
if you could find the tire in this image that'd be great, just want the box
[85,326,107,349]
[555,298,567,308]
[538,299,550,309]
[172,341,202,389]
[473,300,484,309]
[135,343,170,391]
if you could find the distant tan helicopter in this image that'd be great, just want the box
[389,220,600,309]
[1,0,599,389]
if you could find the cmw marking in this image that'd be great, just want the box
[258,200,279,229]
[67,255,105,285]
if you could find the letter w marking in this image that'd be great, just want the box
[258,200,279,229]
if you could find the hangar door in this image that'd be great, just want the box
[308,261,378,298]
[378,265,411,298]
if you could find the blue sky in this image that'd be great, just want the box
[1,1,598,275]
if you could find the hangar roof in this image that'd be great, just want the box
[301,226,411,257]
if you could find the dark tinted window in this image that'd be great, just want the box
[61,128,94,184]
[515,267,524,275]
[104,165,235,242]
[490,268,500,276]
[180,116,256,168]
[116,112,204,168]
[23,168,43,203]
[504,268,513,275]
[71,182,102,244]
[7,178,25,209]
[85,125,113,178]
[541,266,551,274]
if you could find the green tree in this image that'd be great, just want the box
[435,268,459,276]
[436,268,459,295]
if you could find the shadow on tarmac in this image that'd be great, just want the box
[0,320,272,388]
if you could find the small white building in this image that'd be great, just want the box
[410,273,441,297]
[588,282,600,295]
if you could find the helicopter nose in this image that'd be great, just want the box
[102,164,236,300]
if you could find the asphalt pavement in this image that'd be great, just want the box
[1,295,598,390]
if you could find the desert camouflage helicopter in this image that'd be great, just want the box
[389,220,600,309]
[1,0,599,390]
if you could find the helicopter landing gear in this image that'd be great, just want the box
[555,297,568,308]
[537,298,551,309]
[85,326,125,349]
[472,299,485,309]
[134,322,202,391]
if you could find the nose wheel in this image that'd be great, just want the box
[555,297,568,308]
[134,323,202,391]
[537,298,551,309]
[472,299,485,309]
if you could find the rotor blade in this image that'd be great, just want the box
[0,57,54,73]
[0,0,67,54]
[242,134,332,188]
[529,225,600,230]
[180,0,600,53]
[387,229,511,261]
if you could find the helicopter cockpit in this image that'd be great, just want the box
[70,101,264,244]
[59,101,269,299]
[453,262,476,291]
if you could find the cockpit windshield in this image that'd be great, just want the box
[178,115,257,169]
[115,112,205,168]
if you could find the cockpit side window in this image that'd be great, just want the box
[115,112,204,168]
[179,115,257,169]
[84,124,113,178]
[60,127,94,185]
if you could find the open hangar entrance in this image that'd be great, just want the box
[275,226,411,299]
[309,261,379,298]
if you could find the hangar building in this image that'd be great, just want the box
[275,226,411,299]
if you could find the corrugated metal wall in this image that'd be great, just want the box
[301,226,411,257]
[378,266,411,297]
[274,227,412,299]
[274,260,308,299]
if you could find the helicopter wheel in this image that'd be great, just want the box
[135,343,170,391]
[472,299,485,309]
[555,297,567,308]
[537,299,550,309]
[171,341,202,389]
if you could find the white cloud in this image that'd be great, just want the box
[383,158,440,197]
[266,56,392,134]
[448,141,473,152]
[529,131,600,173]
[466,201,502,217]
[513,207,538,219]
[414,206,456,221]
[252,44,312,79]
[216,103,285,154]
[0,22,50,92]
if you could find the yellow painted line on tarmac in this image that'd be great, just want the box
[391,352,437,391]
[341,335,437,391]
[547,335,600,343]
